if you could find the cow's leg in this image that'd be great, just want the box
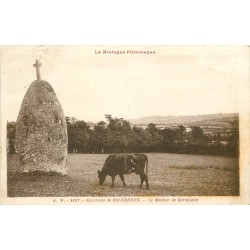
[111,176,115,187]
[119,173,126,187]
[144,173,149,190]
[139,173,144,189]
[140,172,149,189]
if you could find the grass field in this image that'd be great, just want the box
[7,153,239,197]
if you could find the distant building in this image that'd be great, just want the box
[220,141,229,145]
[66,116,78,124]
[87,123,96,130]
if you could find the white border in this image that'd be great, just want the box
[0,1,250,250]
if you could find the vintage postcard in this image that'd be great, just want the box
[0,45,249,204]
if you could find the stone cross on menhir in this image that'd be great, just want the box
[33,59,42,80]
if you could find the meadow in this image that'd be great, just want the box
[7,153,239,197]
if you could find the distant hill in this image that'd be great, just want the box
[129,113,239,134]
[129,113,238,126]
[73,113,238,135]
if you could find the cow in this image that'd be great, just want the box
[97,153,149,189]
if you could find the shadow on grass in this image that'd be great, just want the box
[7,171,78,197]
[8,171,67,182]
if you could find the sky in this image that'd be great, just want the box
[1,46,249,123]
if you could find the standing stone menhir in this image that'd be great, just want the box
[15,60,68,174]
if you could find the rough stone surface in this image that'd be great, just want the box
[15,80,68,174]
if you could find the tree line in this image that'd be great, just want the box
[67,114,239,156]
[7,114,239,156]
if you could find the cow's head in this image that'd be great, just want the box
[97,170,106,185]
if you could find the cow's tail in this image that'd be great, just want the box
[145,157,148,174]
